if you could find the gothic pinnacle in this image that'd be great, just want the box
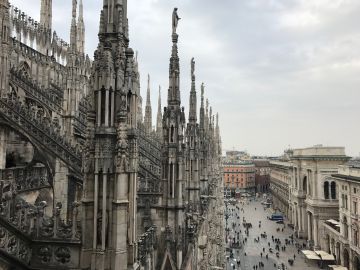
[144,74,152,134]
[189,57,197,122]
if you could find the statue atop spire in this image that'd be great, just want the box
[172,8,180,34]
[72,0,77,18]
[201,83,204,100]
[168,8,181,106]
[191,57,195,81]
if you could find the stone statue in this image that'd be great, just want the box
[172,8,180,34]
[191,57,195,79]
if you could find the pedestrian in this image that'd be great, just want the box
[260,252,262,257]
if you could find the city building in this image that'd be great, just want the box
[0,1,225,269]
[223,160,256,197]
[322,160,360,269]
[269,160,293,215]
[254,159,271,193]
[289,146,350,246]
[224,150,251,162]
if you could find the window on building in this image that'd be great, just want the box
[324,181,329,199]
[354,188,357,194]
[345,195,348,210]
[331,182,336,199]
[303,176,307,194]
[342,194,345,208]
[343,216,348,239]
[354,202,358,215]
[353,226,359,247]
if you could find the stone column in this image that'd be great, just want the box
[102,173,107,250]
[110,90,115,126]
[313,215,319,247]
[301,206,307,238]
[298,205,303,233]
[105,89,109,126]
[0,127,8,169]
[91,173,99,269]
[97,90,101,127]
[307,212,312,241]
[339,244,344,266]
[53,159,69,219]
[113,171,129,269]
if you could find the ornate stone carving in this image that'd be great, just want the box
[54,246,71,264]
[37,245,52,263]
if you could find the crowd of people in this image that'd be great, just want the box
[226,198,308,270]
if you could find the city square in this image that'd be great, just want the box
[225,198,326,270]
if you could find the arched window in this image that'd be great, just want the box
[324,181,329,199]
[170,125,174,143]
[331,181,336,199]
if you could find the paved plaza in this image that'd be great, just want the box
[225,199,322,270]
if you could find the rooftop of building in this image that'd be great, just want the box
[252,159,270,167]
[269,160,294,169]
[332,159,360,182]
[292,144,347,157]
[222,160,255,166]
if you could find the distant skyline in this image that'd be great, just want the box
[11,0,360,157]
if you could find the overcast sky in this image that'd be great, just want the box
[11,0,360,157]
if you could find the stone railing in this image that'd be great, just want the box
[137,127,162,184]
[0,165,50,193]
[10,68,63,114]
[0,195,80,241]
[11,39,67,72]
[0,96,82,176]
[73,97,88,138]
[0,195,81,268]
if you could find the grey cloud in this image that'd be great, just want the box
[10,0,360,156]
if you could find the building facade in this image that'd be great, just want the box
[322,161,360,270]
[0,1,225,269]
[269,160,293,215]
[223,161,255,197]
[289,146,350,247]
[254,160,271,193]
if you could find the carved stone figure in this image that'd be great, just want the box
[172,8,180,34]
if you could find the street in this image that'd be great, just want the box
[225,198,321,270]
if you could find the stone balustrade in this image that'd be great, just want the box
[0,165,50,193]
[10,68,63,114]
[0,96,82,176]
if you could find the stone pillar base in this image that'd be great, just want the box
[297,230,306,239]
